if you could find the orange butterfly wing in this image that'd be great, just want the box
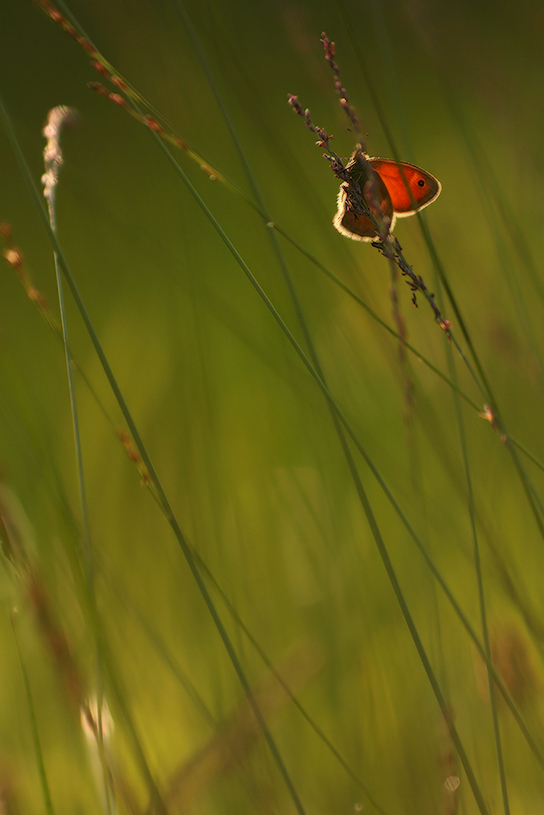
[369,159,441,216]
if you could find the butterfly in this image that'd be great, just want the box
[333,149,441,241]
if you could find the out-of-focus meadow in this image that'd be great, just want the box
[1,0,544,812]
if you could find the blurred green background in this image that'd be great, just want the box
[1,0,544,812]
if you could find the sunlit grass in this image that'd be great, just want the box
[1,1,544,813]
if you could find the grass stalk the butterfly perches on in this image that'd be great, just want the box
[289,35,448,332]
[288,32,506,445]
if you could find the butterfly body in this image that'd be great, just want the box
[333,150,441,241]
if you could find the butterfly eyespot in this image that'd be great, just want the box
[417,179,425,187]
